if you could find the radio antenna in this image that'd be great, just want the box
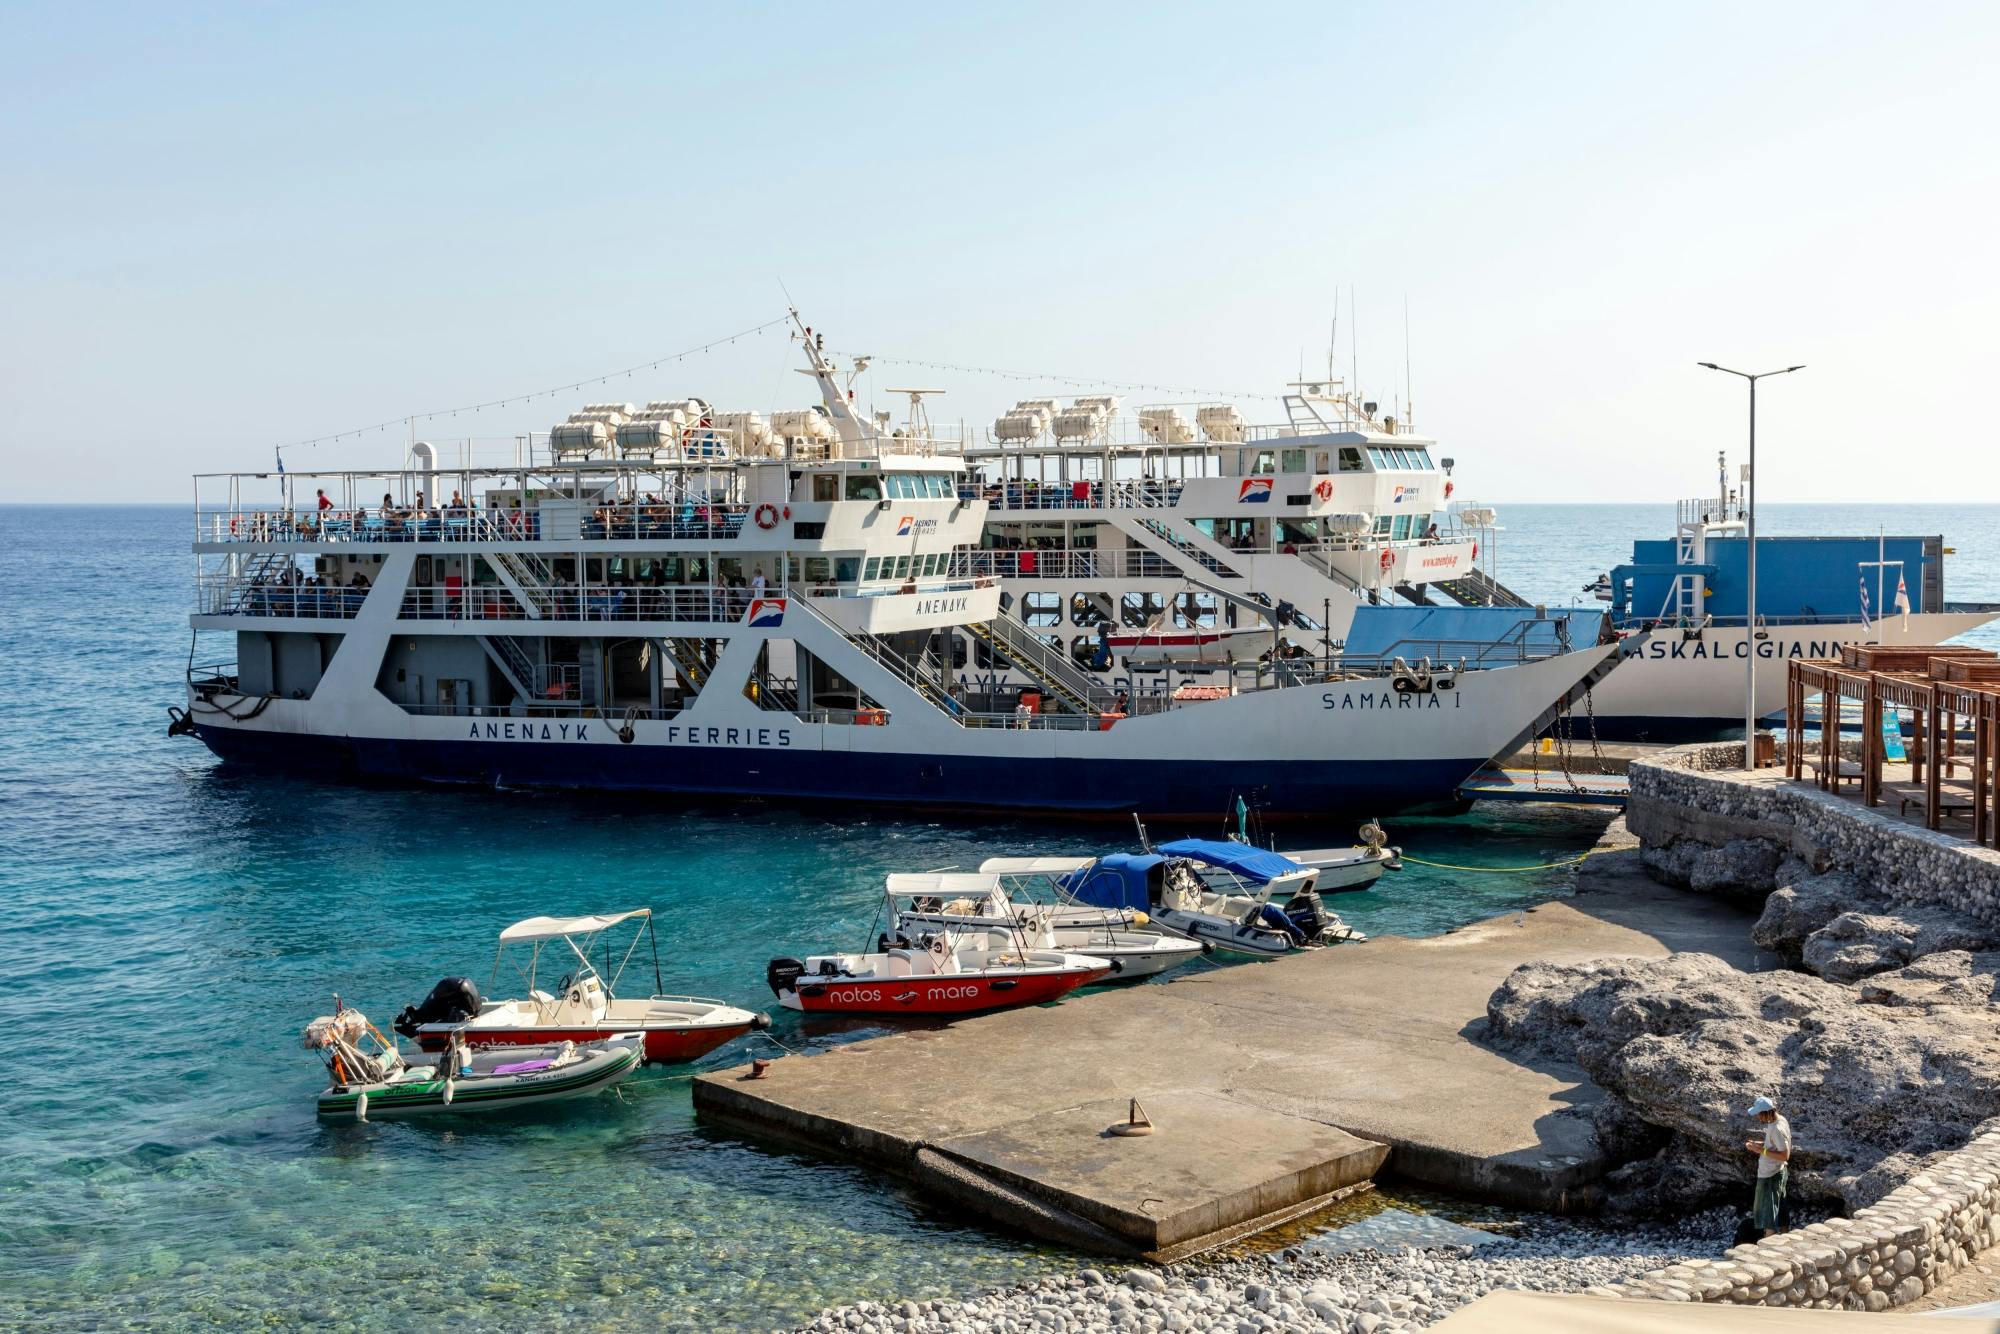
[1403,293,1414,430]
[1349,287,1360,412]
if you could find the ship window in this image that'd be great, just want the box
[1280,449,1307,474]
[813,474,838,502]
[863,557,881,581]
[1374,515,1393,536]
[844,475,882,501]
[921,553,940,578]
[1174,593,1218,628]
[1069,592,1111,627]
[833,558,859,582]
[1339,447,1363,472]
[1366,448,1386,469]
[1024,592,1061,627]
[894,555,912,580]
[1391,514,1414,540]
[1121,592,1165,627]
[1253,450,1277,475]
[804,557,831,583]
[1071,635,1103,669]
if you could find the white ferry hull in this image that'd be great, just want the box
[190,640,1619,819]
[1589,612,1997,740]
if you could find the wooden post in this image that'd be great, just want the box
[1863,682,1881,808]
[1974,700,1990,845]
[1821,680,1835,791]
[1926,689,1942,830]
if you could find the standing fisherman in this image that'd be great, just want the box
[1743,1094,1791,1236]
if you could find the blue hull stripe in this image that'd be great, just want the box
[195,726,1482,819]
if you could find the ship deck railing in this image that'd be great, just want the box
[194,505,766,546]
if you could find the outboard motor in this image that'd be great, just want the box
[1283,889,1333,944]
[1253,902,1308,945]
[392,976,483,1038]
[766,957,806,997]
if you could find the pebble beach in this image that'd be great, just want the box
[790,1210,1733,1334]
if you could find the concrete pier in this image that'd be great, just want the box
[694,828,1760,1259]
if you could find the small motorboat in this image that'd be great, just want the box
[766,886,1113,1015]
[1055,839,1365,957]
[889,872,1205,981]
[394,909,768,1065]
[1268,823,1403,894]
[304,1005,641,1120]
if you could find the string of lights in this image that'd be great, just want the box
[273,314,793,458]
[832,351,1281,402]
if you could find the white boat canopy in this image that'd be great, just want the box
[498,909,651,943]
[885,873,1004,897]
[977,856,1096,875]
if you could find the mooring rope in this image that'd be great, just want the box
[1397,849,1605,874]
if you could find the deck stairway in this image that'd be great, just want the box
[664,637,714,690]
[1432,568,1531,609]
[1295,545,1366,595]
[963,613,1102,716]
[487,550,559,618]
[478,635,541,699]
[1129,516,1243,579]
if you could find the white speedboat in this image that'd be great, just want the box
[1267,822,1403,893]
[767,888,1113,1015]
[1055,840,1364,957]
[304,1007,641,1120]
[888,872,1204,980]
[392,909,768,1065]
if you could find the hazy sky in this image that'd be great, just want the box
[4,2,1995,504]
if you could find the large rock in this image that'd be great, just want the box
[1487,952,2000,1213]
[1859,950,2000,1009]
[1801,906,1999,983]
[1641,838,1784,897]
[1751,870,1878,963]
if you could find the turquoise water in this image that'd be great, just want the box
[3,503,1997,1331]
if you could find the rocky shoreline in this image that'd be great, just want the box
[789,1211,1733,1334]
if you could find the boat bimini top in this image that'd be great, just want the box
[1058,842,1318,913]
[491,907,665,999]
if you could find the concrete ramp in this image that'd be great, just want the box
[694,843,1760,1258]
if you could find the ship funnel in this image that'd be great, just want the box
[411,441,437,502]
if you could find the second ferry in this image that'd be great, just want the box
[173,317,1621,818]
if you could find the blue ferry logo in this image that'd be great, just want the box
[1237,478,1273,504]
[897,514,915,535]
[745,597,786,628]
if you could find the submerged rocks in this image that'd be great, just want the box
[1486,952,2000,1213]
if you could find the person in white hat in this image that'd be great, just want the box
[1743,1095,1791,1236]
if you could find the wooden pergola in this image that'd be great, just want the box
[1787,646,2000,844]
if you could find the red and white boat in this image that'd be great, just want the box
[394,909,769,1064]
[765,887,1112,1015]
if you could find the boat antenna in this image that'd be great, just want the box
[648,915,664,997]
[1403,293,1414,430]
[1350,287,1360,413]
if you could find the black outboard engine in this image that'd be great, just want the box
[1283,889,1332,944]
[766,957,806,997]
[392,976,483,1038]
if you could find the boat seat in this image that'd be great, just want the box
[885,949,919,977]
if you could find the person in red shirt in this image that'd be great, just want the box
[316,488,333,512]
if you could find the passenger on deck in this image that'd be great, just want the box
[1424,521,1440,541]
[750,567,767,599]
[316,488,333,513]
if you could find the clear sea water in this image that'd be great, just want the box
[4,503,1998,1332]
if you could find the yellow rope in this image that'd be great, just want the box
[1398,849,1604,873]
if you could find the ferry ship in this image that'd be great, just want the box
[170,319,1622,817]
[1586,478,2000,739]
[951,394,1998,744]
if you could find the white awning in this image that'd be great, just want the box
[498,909,650,943]
[977,856,1096,875]
[885,873,1002,896]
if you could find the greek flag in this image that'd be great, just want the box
[275,447,285,475]
[1858,578,1871,631]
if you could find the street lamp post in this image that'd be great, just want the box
[1698,362,1805,770]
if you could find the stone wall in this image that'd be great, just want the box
[1596,1122,2000,1310]
[1606,742,2000,1309]
[1626,740,2000,928]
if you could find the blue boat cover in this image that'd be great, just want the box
[1340,605,1579,659]
[1154,839,1304,883]
[1061,853,1163,912]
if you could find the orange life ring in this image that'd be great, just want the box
[753,503,781,530]
[1313,479,1333,502]
[1471,541,1479,560]
[1443,480,1454,499]
[1379,549,1395,573]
